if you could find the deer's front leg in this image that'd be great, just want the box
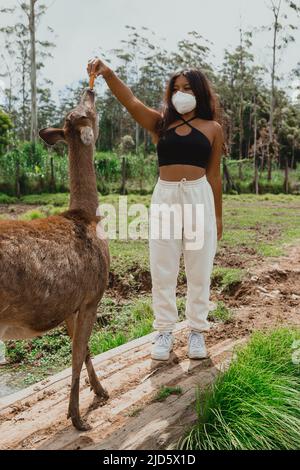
[67,305,97,431]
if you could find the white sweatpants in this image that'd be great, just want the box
[149,174,217,333]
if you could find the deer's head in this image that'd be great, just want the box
[39,88,99,147]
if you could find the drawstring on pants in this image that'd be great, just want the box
[178,177,188,193]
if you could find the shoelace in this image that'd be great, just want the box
[156,333,172,347]
[190,332,204,348]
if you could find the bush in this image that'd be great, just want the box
[0,141,68,196]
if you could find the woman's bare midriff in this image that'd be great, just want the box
[159,164,206,181]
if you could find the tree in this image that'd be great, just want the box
[0,108,13,153]
[0,1,55,142]
[29,0,38,143]
[258,0,300,179]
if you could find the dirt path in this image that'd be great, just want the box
[0,204,41,219]
[0,240,299,450]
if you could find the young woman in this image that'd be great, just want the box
[87,58,224,361]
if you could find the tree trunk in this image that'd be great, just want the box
[121,156,126,194]
[29,0,38,144]
[50,152,56,192]
[247,104,252,159]
[284,154,289,193]
[253,95,259,195]
[268,1,281,181]
[21,49,27,141]
[238,27,245,180]
[135,121,139,154]
[238,90,244,179]
[15,158,21,199]
[261,148,265,177]
[223,158,236,193]
[143,127,147,155]
[228,115,233,157]
[267,144,272,180]
[291,139,295,170]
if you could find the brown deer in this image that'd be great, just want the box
[0,88,110,430]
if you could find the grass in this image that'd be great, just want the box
[153,386,183,402]
[20,193,69,206]
[208,301,233,323]
[19,209,44,220]
[1,192,299,263]
[211,267,245,293]
[257,243,285,257]
[19,206,68,220]
[179,327,300,450]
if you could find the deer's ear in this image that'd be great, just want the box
[39,128,66,146]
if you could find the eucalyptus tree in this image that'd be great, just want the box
[0,1,55,142]
[256,0,300,179]
[218,32,264,164]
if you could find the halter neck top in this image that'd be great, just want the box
[156,116,212,168]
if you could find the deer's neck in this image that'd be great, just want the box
[68,137,99,217]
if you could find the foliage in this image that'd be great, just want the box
[0,108,12,150]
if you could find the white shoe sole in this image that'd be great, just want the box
[188,352,208,359]
[151,346,173,361]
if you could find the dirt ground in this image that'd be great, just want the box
[0,238,299,450]
[0,204,41,219]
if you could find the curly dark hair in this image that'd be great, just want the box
[154,68,224,141]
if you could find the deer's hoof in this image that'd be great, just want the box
[99,388,109,400]
[93,384,109,401]
[71,415,92,432]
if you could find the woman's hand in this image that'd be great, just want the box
[87,57,112,79]
[216,216,223,241]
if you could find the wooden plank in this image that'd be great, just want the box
[0,324,246,450]
[84,341,246,450]
[0,322,188,410]
[37,338,245,450]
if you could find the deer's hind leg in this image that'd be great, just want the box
[65,313,109,400]
[65,304,108,431]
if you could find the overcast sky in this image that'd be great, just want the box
[1,0,300,102]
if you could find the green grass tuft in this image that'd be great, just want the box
[19,209,44,220]
[153,386,183,402]
[208,301,234,323]
[179,327,300,450]
[212,267,245,293]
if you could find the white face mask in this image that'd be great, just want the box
[171,90,197,114]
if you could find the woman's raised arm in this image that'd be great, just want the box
[87,57,161,133]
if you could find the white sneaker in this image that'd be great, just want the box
[188,331,207,359]
[151,332,174,361]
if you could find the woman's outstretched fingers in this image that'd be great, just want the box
[86,57,110,80]
[87,58,93,75]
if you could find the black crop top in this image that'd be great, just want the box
[156,116,212,168]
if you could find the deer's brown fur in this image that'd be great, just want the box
[0,88,110,430]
